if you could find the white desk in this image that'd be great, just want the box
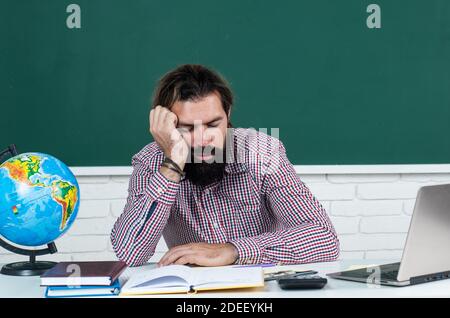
[1,259,449,298]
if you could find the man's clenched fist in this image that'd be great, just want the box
[149,106,189,169]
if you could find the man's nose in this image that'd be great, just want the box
[192,126,212,147]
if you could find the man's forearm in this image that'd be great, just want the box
[229,223,340,265]
[111,168,181,266]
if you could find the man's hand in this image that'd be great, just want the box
[157,243,239,267]
[149,105,189,169]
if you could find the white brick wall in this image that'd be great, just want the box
[1,170,450,264]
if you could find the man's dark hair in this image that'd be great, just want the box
[152,64,234,117]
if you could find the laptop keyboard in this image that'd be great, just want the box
[381,270,399,280]
[336,262,401,281]
[372,263,400,280]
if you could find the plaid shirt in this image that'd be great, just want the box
[111,128,339,267]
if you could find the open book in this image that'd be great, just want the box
[120,265,264,295]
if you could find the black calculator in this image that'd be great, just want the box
[278,274,328,290]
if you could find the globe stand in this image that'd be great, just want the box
[0,238,58,276]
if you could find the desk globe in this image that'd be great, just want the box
[0,152,79,276]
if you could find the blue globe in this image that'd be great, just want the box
[0,153,79,247]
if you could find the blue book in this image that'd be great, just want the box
[45,279,121,298]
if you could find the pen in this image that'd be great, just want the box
[293,270,318,276]
[233,263,278,268]
[263,270,318,282]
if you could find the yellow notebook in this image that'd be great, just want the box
[120,265,264,295]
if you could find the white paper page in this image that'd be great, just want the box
[122,285,189,295]
[191,267,263,289]
[122,265,194,291]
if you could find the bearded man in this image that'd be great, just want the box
[111,64,339,267]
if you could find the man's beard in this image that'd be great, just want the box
[183,145,226,187]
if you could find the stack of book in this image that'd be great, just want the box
[40,261,128,298]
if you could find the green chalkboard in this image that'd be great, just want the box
[1,0,450,166]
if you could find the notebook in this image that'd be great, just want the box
[41,261,128,286]
[120,265,264,295]
[45,279,121,298]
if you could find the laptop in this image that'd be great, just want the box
[327,183,450,287]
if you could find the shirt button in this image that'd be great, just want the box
[213,222,219,229]
[157,187,164,194]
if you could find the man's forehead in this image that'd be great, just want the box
[172,94,226,124]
